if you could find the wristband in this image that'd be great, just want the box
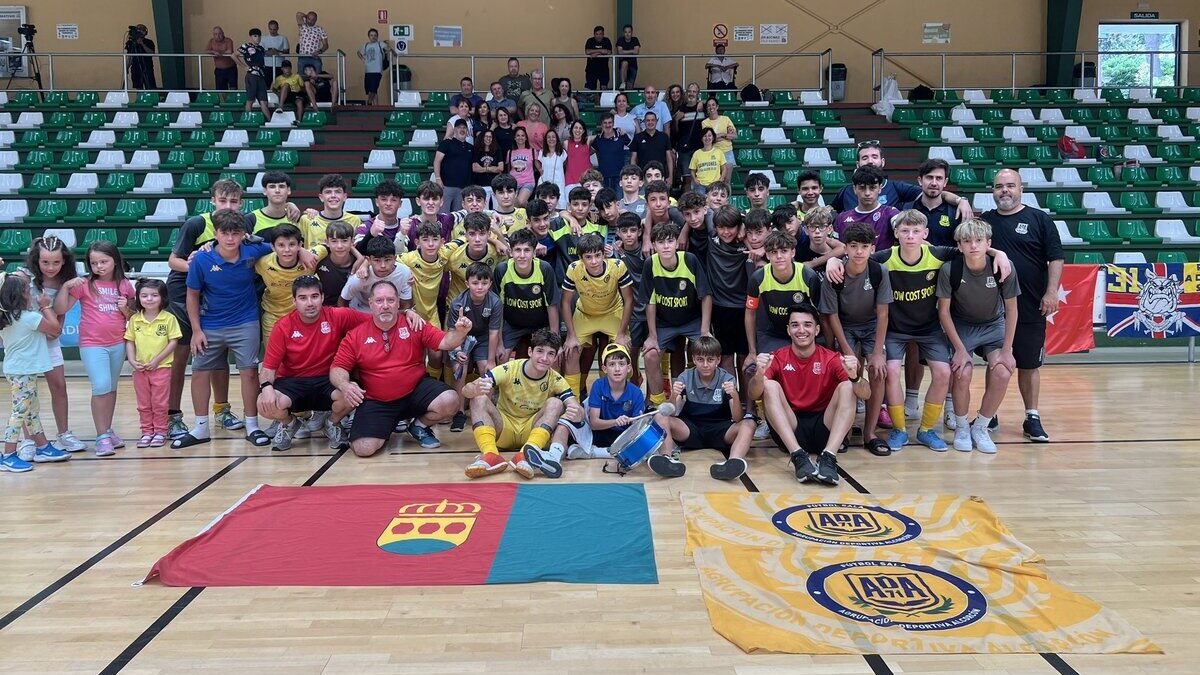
[259,381,273,392]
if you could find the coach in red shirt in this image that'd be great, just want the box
[748,303,864,487]
[331,280,473,457]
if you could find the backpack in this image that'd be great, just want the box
[832,258,884,294]
[740,83,763,102]
[948,254,1001,293]
[909,84,935,101]
[379,43,391,71]
[1057,134,1085,160]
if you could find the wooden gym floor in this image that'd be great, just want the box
[0,361,1196,674]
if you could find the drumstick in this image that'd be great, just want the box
[633,402,675,420]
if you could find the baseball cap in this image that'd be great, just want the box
[601,343,631,362]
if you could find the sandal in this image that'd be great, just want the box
[171,433,211,449]
[246,429,271,447]
[149,434,166,447]
[865,438,891,457]
[137,434,153,448]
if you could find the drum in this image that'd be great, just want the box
[605,416,667,475]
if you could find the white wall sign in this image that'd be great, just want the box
[391,24,412,55]
[56,24,78,40]
[733,25,755,42]
[760,23,788,45]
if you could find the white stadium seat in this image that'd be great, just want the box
[215,129,249,148]
[950,107,982,126]
[0,199,29,223]
[927,146,963,165]
[1064,125,1100,143]
[1113,251,1147,265]
[133,172,174,194]
[1017,168,1050,187]
[1127,107,1162,124]
[144,198,188,223]
[394,91,422,108]
[781,110,810,126]
[1010,108,1037,125]
[759,128,788,145]
[1156,125,1195,142]
[963,89,992,104]
[246,172,267,194]
[1073,88,1101,103]
[599,92,619,109]
[1051,167,1090,187]
[57,173,99,194]
[822,127,853,145]
[1055,220,1084,245]
[86,150,126,170]
[0,151,17,169]
[409,129,439,148]
[80,130,116,148]
[230,150,266,170]
[364,149,397,169]
[124,150,161,170]
[104,111,140,129]
[42,228,77,249]
[799,91,827,106]
[1122,145,1162,164]
[1154,219,1200,243]
[0,130,12,146]
[939,126,974,144]
[1002,126,1035,143]
[139,261,172,278]
[1187,107,1200,122]
[96,91,130,108]
[1082,192,1126,214]
[1155,191,1200,215]
[344,198,374,213]
[169,111,203,129]
[802,147,837,167]
[1020,192,1044,210]
[1129,88,1160,103]
[160,92,191,108]
[1038,108,1069,125]
[0,173,21,194]
[749,170,780,190]
[282,129,315,148]
[10,112,44,129]
[266,112,296,128]
[971,193,997,212]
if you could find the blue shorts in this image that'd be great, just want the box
[80,343,125,395]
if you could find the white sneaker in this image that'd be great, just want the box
[753,420,771,440]
[566,443,588,460]
[56,430,86,453]
[971,423,997,454]
[16,439,35,462]
[945,410,957,430]
[856,399,866,414]
[953,424,972,452]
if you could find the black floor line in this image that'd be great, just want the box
[0,457,247,631]
[99,449,347,673]
[1040,651,1083,675]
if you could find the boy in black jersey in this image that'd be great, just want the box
[494,228,560,361]
[745,230,822,360]
[314,220,358,305]
[744,172,770,212]
[703,206,750,377]
[614,212,648,383]
[677,191,710,254]
[641,221,711,408]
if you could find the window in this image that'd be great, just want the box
[1098,23,1180,88]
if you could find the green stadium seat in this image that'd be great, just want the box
[24,199,67,224]
[115,129,149,150]
[68,92,100,109]
[1072,251,1106,264]
[725,110,748,127]
[1027,145,1058,166]
[96,172,135,195]
[352,172,385,195]
[1160,107,1185,124]
[398,150,430,169]
[119,227,160,253]
[807,109,840,128]
[49,150,88,171]
[76,111,106,130]
[729,195,750,212]
[0,229,32,255]
[425,91,450,107]
[13,130,47,149]
[772,90,796,106]
[922,108,949,125]
[64,199,108,223]
[250,129,282,148]
[15,150,52,171]
[149,129,182,149]
[733,127,755,145]
[195,149,230,170]
[43,111,75,130]
[299,111,327,128]
[1157,166,1196,187]
[1101,87,1130,103]
[46,130,81,149]
[241,198,265,212]
[1045,192,1087,215]
[193,92,220,108]
[836,146,857,167]
[715,91,738,107]
[108,199,149,224]
[1033,126,1060,144]
[909,126,938,143]
[579,111,598,127]
[416,111,445,129]
[386,111,414,128]
[264,149,298,170]
[765,195,789,210]
[978,108,1009,126]
[750,109,779,127]
[161,149,195,170]
[781,169,801,188]
[1087,166,1124,187]
[1129,125,1156,143]
[162,228,179,253]
[43,91,69,108]
[378,129,406,148]
[139,111,171,128]
[1122,165,1160,188]
[1097,124,1131,143]
[936,89,962,104]
[217,171,247,187]
[74,228,118,253]
[1116,219,1162,244]
[770,147,802,167]
[1046,89,1074,104]
[234,111,265,129]
[6,91,40,108]
[202,111,233,129]
[1118,192,1162,215]
[1069,108,1097,124]
[220,92,247,109]
[949,166,984,189]
[819,168,848,189]
[1076,220,1121,244]
[1156,251,1189,263]
[176,172,211,194]
[961,146,993,166]
[182,129,215,148]
[130,91,161,109]
[989,89,1016,104]
[994,145,1023,165]
[891,107,920,125]
[18,172,61,195]
[981,167,1003,186]
[394,172,422,191]
[1096,144,1123,164]
[1155,87,1182,103]
[971,126,1002,143]
[735,148,767,167]
[191,199,214,215]
[626,91,645,106]
[1099,107,1125,124]
[1157,144,1187,163]
[1018,89,1045,104]
[729,172,744,191]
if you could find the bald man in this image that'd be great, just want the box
[981,169,1063,443]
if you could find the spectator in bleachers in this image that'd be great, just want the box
[358,29,390,106]
[551,104,572,143]
[612,92,639,154]
[489,81,517,115]
[472,129,505,188]
[631,85,670,134]
[262,20,289,83]
[673,83,704,192]
[494,106,516,153]
[665,85,685,125]
[517,70,552,124]
[125,24,157,90]
[445,99,476,145]
[302,63,336,105]
[537,130,568,205]
[701,97,736,184]
[271,59,305,117]
[705,44,738,90]
[616,24,640,89]
[901,158,959,247]
[237,29,272,122]
[592,113,631,190]
[295,11,328,73]
[551,78,581,123]
[435,119,475,211]
[630,112,673,187]
[450,77,483,114]
[584,26,613,91]
[517,104,548,154]
[207,27,237,97]
[500,57,532,101]
[474,101,494,135]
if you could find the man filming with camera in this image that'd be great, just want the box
[125,24,157,90]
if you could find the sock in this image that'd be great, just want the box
[888,405,907,430]
[974,415,992,430]
[649,392,667,407]
[244,415,260,433]
[919,402,944,433]
[473,425,498,455]
[212,402,229,415]
[564,373,583,399]
[956,415,970,430]
[904,388,919,408]
[547,442,566,462]
[526,426,551,450]
[426,364,441,379]
[413,419,430,430]
[168,409,181,416]
[661,357,671,378]
[1026,409,1039,417]
[191,416,210,439]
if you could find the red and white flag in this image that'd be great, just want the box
[1045,264,1098,356]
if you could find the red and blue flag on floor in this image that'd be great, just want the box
[1105,262,1200,338]
[145,483,657,586]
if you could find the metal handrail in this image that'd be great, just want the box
[872,49,1199,102]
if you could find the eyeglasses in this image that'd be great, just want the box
[803,223,832,232]
[857,140,881,149]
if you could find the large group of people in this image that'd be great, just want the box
[0,133,1064,478]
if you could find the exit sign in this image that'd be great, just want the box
[1131,11,1159,19]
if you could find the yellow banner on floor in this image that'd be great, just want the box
[682,492,1042,570]
[694,545,1161,655]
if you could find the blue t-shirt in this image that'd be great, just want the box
[591,133,630,178]
[186,242,273,330]
[831,178,922,213]
[587,376,646,433]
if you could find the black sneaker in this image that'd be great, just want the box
[790,450,817,483]
[989,414,999,431]
[449,411,467,433]
[1023,414,1049,443]
[709,457,747,480]
[647,453,686,478]
[814,451,840,486]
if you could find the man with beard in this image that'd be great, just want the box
[901,158,959,247]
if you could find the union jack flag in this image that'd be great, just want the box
[1105,263,1200,339]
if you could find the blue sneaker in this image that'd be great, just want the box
[1,452,33,472]
[408,423,441,449]
[214,404,245,431]
[916,429,949,452]
[887,429,909,452]
[33,443,71,463]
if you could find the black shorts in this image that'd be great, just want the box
[364,72,383,94]
[169,299,192,343]
[1013,320,1047,370]
[245,74,269,103]
[280,90,299,106]
[680,417,735,451]
[349,376,451,441]
[630,319,648,348]
[711,305,749,356]
[215,66,238,91]
[791,410,831,455]
[593,426,622,448]
[273,376,336,412]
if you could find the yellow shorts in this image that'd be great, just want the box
[261,312,283,347]
[496,413,535,450]
[573,310,620,347]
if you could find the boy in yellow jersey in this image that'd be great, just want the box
[303,174,363,238]
[641,221,712,408]
[440,211,503,301]
[491,174,528,235]
[463,328,582,479]
[561,233,634,399]
[494,228,560,362]
[252,171,322,246]
[254,223,313,344]
[549,186,606,280]
[825,209,1012,453]
[400,222,450,379]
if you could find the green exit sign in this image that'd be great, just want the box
[1130,11,1159,20]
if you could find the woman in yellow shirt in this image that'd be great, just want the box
[700,97,736,184]
[688,127,727,193]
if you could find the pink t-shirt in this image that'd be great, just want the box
[508,148,536,187]
[70,279,135,347]
[565,139,592,185]
[518,121,547,155]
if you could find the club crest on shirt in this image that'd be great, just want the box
[531,284,541,295]
[320,321,331,334]
[863,278,873,291]
[623,401,633,411]
[398,327,410,339]
[1015,222,1029,234]
[678,280,687,290]
[926,271,936,281]
[986,276,997,288]
[812,361,823,374]
[713,388,723,402]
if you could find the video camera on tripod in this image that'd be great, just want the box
[16,24,36,39]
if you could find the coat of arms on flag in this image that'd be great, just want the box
[1105,263,1200,338]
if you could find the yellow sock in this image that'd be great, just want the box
[427,364,441,379]
[525,426,551,450]
[888,405,907,430]
[565,374,583,399]
[661,356,671,377]
[212,401,229,415]
[919,402,944,432]
[649,392,667,407]
[473,425,499,456]
[756,399,765,417]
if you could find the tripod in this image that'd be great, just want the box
[6,39,42,91]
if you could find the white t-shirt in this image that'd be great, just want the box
[340,263,414,312]
[707,56,736,85]
[612,112,638,139]
[261,34,289,67]
[538,151,567,194]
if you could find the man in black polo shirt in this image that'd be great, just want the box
[584,26,613,91]
[631,111,673,187]
[981,169,1063,443]
[902,158,959,247]
[433,119,474,211]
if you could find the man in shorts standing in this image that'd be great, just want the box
[237,29,272,122]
